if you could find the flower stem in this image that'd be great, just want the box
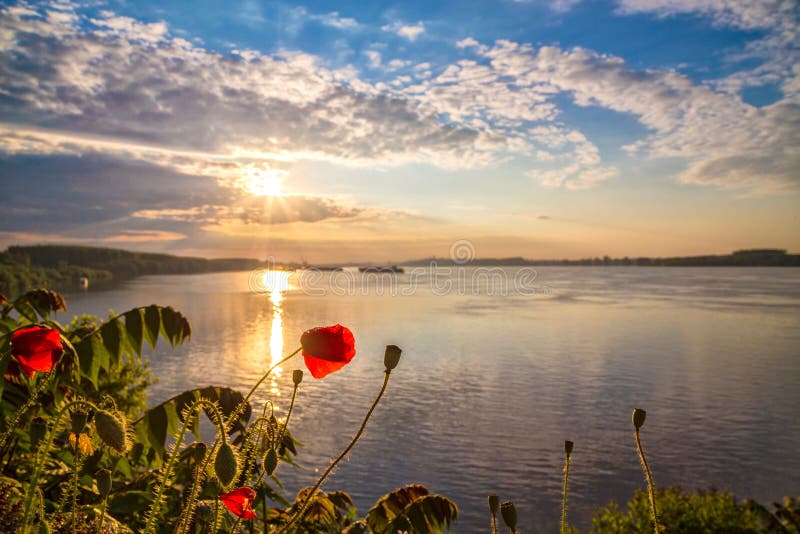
[21,400,95,533]
[176,349,300,534]
[634,427,661,534]
[95,498,107,534]
[277,369,393,534]
[0,372,54,450]
[561,452,571,534]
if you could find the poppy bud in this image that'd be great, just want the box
[565,440,574,455]
[195,500,214,522]
[632,408,646,429]
[264,447,278,476]
[94,410,129,454]
[488,494,499,515]
[214,442,238,488]
[70,410,88,434]
[192,442,208,462]
[96,469,112,498]
[500,501,517,530]
[30,417,47,447]
[292,369,303,386]
[384,345,402,370]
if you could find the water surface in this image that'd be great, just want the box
[61,266,800,531]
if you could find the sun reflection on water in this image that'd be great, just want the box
[262,270,291,396]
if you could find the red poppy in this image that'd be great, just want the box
[11,326,63,378]
[300,324,356,379]
[219,487,257,519]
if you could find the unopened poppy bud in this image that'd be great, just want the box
[384,345,402,370]
[500,501,517,530]
[30,417,47,447]
[192,442,208,462]
[95,469,112,498]
[94,410,129,454]
[214,442,238,488]
[292,369,303,386]
[565,440,574,455]
[70,410,88,434]
[632,408,646,429]
[488,494,499,515]
[264,447,278,476]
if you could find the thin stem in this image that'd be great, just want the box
[21,400,95,533]
[561,453,571,534]
[635,428,661,534]
[231,516,243,533]
[234,349,301,428]
[0,372,54,450]
[277,384,299,450]
[277,370,393,534]
[95,498,107,534]
[491,514,498,534]
[70,447,82,534]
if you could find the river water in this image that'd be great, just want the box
[59,266,800,531]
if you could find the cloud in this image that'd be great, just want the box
[0,5,487,171]
[382,21,425,41]
[364,50,382,68]
[615,0,799,99]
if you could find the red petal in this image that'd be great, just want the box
[219,487,256,519]
[303,354,350,379]
[12,327,63,378]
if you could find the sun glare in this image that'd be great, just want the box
[242,168,285,197]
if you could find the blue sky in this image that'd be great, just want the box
[0,0,798,262]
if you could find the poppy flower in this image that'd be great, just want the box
[300,324,356,379]
[11,326,63,378]
[219,487,257,519]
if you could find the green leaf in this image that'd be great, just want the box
[132,386,250,467]
[143,305,161,349]
[384,494,459,534]
[366,484,431,533]
[124,309,144,355]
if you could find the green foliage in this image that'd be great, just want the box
[361,484,458,534]
[591,487,765,533]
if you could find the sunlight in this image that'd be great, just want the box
[242,168,285,197]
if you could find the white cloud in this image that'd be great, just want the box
[364,50,382,68]
[456,37,479,48]
[315,11,359,29]
[616,0,799,100]
[382,21,425,41]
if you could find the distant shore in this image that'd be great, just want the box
[0,245,264,297]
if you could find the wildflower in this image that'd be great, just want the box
[219,487,257,519]
[10,326,63,378]
[300,324,356,378]
[68,432,94,456]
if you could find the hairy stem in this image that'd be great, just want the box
[21,400,95,534]
[95,498,107,534]
[561,453,571,534]
[277,370,392,534]
[0,373,54,450]
[635,428,661,534]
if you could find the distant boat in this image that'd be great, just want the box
[358,265,404,273]
[78,276,89,289]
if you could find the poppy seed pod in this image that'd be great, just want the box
[292,369,303,386]
[95,468,112,498]
[214,442,238,488]
[192,442,208,462]
[488,494,499,515]
[94,410,129,454]
[384,345,402,370]
[632,408,647,429]
[30,417,47,447]
[70,410,88,434]
[565,440,574,455]
[264,447,278,476]
[500,501,518,530]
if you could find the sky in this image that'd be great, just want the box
[0,0,798,263]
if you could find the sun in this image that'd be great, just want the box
[242,168,285,197]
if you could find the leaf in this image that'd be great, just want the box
[366,484,430,533]
[143,305,161,349]
[123,308,144,355]
[383,494,459,534]
[132,386,250,467]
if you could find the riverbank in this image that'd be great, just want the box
[0,245,264,297]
